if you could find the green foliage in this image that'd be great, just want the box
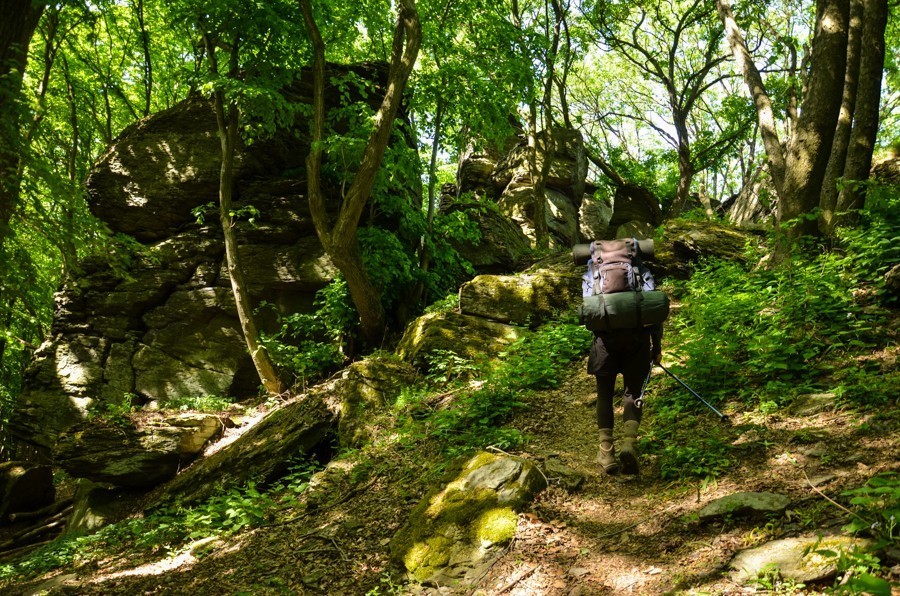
[750,563,806,594]
[668,213,894,405]
[420,321,591,453]
[842,473,900,549]
[815,544,891,596]
[86,393,137,428]
[0,458,319,582]
[165,394,237,412]
[258,279,355,388]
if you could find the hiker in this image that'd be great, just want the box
[580,240,664,476]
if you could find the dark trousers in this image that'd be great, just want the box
[588,330,651,429]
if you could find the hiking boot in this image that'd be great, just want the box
[597,428,619,475]
[619,420,640,476]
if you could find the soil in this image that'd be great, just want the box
[6,359,900,595]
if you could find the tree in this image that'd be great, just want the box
[584,0,737,214]
[300,0,421,346]
[717,0,887,245]
[0,0,46,256]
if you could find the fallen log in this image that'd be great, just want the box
[7,497,74,524]
[0,539,55,562]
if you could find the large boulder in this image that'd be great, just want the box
[390,451,546,586]
[53,414,223,488]
[651,219,760,279]
[458,264,581,326]
[11,64,400,459]
[730,535,873,585]
[395,310,528,372]
[492,128,587,200]
[579,193,613,242]
[0,462,55,522]
[441,197,533,274]
[608,183,661,236]
[496,185,579,248]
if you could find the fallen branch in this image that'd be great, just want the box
[7,498,74,524]
[0,539,55,563]
[595,502,681,540]
[0,518,66,551]
[496,563,538,593]
[803,469,871,525]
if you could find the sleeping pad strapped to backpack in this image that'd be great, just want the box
[577,238,669,333]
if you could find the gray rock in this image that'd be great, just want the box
[543,459,585,492]
[0,461,55,522]
[443,199,532,274]
[390,452,547,586]
[789,392,837,416]
[66,479,137,535]
[699,492,791,520]
[53,414,221,489]
[579,194,613,242]
[337,356,418,449]
[730,535,873,584]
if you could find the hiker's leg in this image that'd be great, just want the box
[621,332,652,423]
[619,331,651,475]
[596,374,616,429]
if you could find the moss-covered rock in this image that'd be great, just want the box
[652,219,760,279]
[395,311,528,372]
[390,451,546,586]
[336,355,418,449]
[458,265,581,326]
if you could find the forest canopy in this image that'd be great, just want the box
[0,0,898,442]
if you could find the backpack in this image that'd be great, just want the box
[576,238,670,332]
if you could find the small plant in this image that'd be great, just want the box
[87,393,137,427]
[751,563,806,594]
[165,394,236,412]
[424,349,478,384]
[815,544,891,596]
[842,472,900,548]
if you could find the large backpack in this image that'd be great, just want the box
[576,238,670,333]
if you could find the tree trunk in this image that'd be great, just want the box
[672,116,695,215]
[205,34,284,395]
[835,0,888,228]
[300,0,421,347]
[819,0,864,234]
[0,0,45,253]
[715,0,786,198]
[778,0,850,247]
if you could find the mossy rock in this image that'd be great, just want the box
[336,355,418,449]
[395,311,528,372]
[653,219,760,279]
[390,451,546,585]
[458,266,581,326]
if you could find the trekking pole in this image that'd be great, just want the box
[656,363,730,424]
[634,365,653,409]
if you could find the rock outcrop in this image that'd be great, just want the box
[9,64,395,459]
[456,127,591,248]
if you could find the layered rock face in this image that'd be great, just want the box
[10,66,390,458]
[454,128,600,248]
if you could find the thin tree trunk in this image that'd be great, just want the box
[715,0,786,198]
[205,33,284,395]
[778,0,850,246]
[835,0,888,227]
[134,0,153,116]
[300,0,421,346]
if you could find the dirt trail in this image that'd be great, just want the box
[475,362,899,595]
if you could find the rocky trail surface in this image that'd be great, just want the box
[10,359,900,595]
